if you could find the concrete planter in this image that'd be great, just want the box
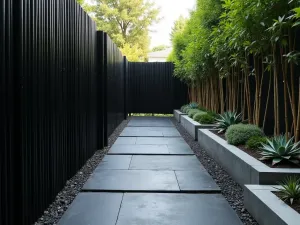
[181,115,215,141]
[244,185,300,225]
[197,129,300,185]
[173,110,187,123]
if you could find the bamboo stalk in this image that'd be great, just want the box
[263,70,272,130]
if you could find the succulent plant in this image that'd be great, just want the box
[215,111,243,133]
[259,135,300,166]
[275,176,300,205]
[189,102,199,109]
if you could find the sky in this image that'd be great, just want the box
[149,0,196,48]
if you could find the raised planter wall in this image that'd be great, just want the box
[197,129,300,185]
[244,185,300,225]
[181,115,215,140]
[173,110,187,123]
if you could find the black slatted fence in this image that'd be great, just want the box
[0,1,187,225]
[128,62,188,114]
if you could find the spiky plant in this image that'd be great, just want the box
[189,102,198,109]
[215,111,242,133]
[259,136,300,166]
[275,176,300,205]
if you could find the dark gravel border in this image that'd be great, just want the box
[171,118,258,225]
[35,119,130,225]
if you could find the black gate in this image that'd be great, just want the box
[128,62,188,114]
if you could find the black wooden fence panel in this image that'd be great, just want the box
[128,62,188,114]
[105,34,126,136]
[0,1,15,225]
[0,1,126,225]
[1,1,187,225]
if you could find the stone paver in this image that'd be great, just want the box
[128,116,174,127]
[116,193,243,225]
[108,144,193,155]
[120,127,180,137]
[82,170,180,191]
[58,193,123,225]
[58,117,242,225]
[129,155,204,171]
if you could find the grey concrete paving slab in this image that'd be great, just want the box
[114,137,136,145]
[136,137,186,145]
[129,155,204,171]
[128,117,174,127]
[108,145,170,155]
[57,193,123,225]
[82,170,179,191]
[175,171,221,192]
[116,193,243,225]
[95,155,132,170]
[167,143,194,154]
[120,127,180,137]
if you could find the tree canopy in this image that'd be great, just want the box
[80,0,160,61]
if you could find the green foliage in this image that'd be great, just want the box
[193,111,207,121]
[225,124,264,146]
[246,136,268,150]
[169,0,298,82]
[188,109,202,118]
[275,176,300,205]
[181,104,189,112]
[195,113,215,124]
[83,0,160,62]
[259,136,300,166]
[216,111,243,133]
[151,45,169,52]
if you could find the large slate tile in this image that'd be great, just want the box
[116,193,243,225]
[129,155,204,171]
[114,137,137,145]
[128,117,173,127]
[120,127,180,137]
[82,170,179,191]
[109,145,170,155]
[136,137,186,145]
[58,193,122,225]
[167,143,194,155]
[175,171,221,192]
[95,155,132,170]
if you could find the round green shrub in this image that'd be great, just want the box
[207,111,218,118]
[193,111,207,121]
[197,114,216,124]
[225,124,264,146]
[188,109,202,118]
[185,108,192,113]
[246,136,268,150]
[181,105,189,113]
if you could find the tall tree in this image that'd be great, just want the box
[170,15,188,42]
[84,0,160,61]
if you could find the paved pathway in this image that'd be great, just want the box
[58,117,243,225]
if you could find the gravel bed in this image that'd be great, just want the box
[171,118,258,225]
[34,119,130,225]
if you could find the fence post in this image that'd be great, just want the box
[103,32,108,147]
[123,56,128,120]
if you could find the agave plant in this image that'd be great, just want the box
[259,136,300,166]
[189,102,198,109]
[274,176,300,205]
[215,111,242,133]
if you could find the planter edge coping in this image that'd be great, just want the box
[199,129,300,173]
[245,185,300,224]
